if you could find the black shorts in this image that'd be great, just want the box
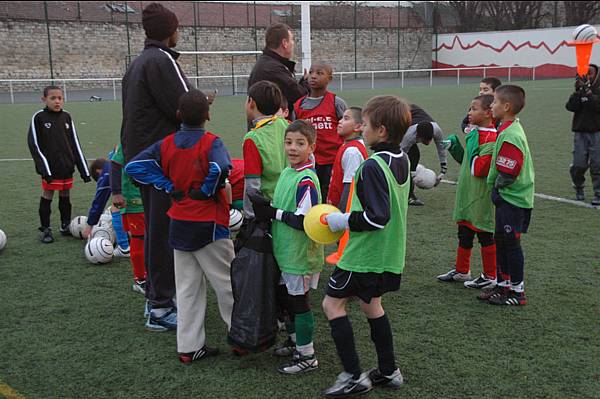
[492,188,532,237]
[326,267,402,304]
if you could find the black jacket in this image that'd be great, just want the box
[565,73,600,133]
[247,49,309,114]
[27,108,90,180]
[120,39,191,162]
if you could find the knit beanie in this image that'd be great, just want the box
[142,3,179,41]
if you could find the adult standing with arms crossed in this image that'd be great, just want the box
[120,3,189,331]
[248,23,309,121]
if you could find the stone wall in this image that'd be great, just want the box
[0,20,431,90]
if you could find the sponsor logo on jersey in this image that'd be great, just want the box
[497,155,516,170]
[44,122,51,128]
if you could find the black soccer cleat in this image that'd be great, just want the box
[368,368,404,388]
[179,346,219,364]
[39,227,54,244]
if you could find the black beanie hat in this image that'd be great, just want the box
[142,3,179,41]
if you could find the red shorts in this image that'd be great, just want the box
[42,178,73,191]
[122,213,145,236]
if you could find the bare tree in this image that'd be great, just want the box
[448,1,486,32]
[563,1,600,26]
[482,1,548,30]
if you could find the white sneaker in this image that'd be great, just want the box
[132,279,146,295]
[464,273,496,289]
[113,245,130,258]
[436,269,471,282]
[323,372,372,397]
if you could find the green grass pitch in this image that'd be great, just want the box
[0,80,599,398]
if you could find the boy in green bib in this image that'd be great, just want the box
[479,85,534,306]
[243,81,289,219]
[249,120,323,375]
[321,96,412,397]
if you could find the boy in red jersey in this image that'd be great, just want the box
[294,62,347,200]
[437,95,498,289]
[328,107,368,211]
[126,90,235,354]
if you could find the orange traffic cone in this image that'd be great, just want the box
[574,42,594,77]
[326,180,354,265]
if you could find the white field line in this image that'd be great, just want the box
[0,162,595,209]
[441,179,597,209]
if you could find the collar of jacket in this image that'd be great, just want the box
[144,38,180,60]
[263,49,296,74]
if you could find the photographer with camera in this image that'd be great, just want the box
[566,63,600,206]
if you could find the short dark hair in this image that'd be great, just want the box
[474,94,494,110]
[178,89,209,126]
[89,158,107,182]
[43,85,63,97]
[248,80,283,115]
[416,122,434,142]
[480,77,502,91]
[280,96,288,111]
[311,61,333,76]
[495,85,526,115]
[363,96,412,145]
[286,119,316,145]
[265,23,291,50]
[348,106,363,124]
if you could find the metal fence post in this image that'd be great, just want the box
[508,66,511,82]
[231,56,235,95]
[430,70,433,87]
[371,71,374,89]
[532,66,536,81]
[9,80,14,104]
[340,73,343,92]
[62,80,67,102]
[113,79,117,101]
[401,70,404,88]
[457,69,460,86]
[483,66,486,78]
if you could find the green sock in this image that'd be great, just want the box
[294,310,315,347]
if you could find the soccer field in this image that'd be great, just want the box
[0,80,599,399]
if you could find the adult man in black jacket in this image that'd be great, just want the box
[248,23,309,120]
[120,3,189,331]
[566,63,600,206]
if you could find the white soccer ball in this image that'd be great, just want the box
[572,24,598,43]
[69,216,88,239]
[104,206,113,216]
[0,229,6,251]
[99,213,112,225]
[229,209,244,232]
[85,237,114,264]
[416,163,425,174]
[91,223,116,244]
[414,167,437,189]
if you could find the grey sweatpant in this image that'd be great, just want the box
[174,239,235,353]
[570,131,600,196]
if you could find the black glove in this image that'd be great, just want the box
[43,175,53,184]
[248,189,276,221]
[82,176,91,183]
[188,188,210,201]
[171,189,185,202]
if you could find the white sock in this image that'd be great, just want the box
[296,342,314,357]
[151,307,170,317]
[511,281,525,293]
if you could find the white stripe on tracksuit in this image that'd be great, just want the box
[30,110,52,176]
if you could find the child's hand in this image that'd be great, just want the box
[206,90,218,105]
[112,194,126,209]
[325,212,349,232]
[43,175,53,184]
[82,224,92,239]
[83,176,91,183]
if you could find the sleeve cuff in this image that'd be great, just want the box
[275,209,284,221]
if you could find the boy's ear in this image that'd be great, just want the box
[378,124,389,141]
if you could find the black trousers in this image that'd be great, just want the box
[140,185,175,309]
[316,163,333,203]
[408,144,420,198]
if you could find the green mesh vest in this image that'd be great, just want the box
[111,144,143,214]
[243,116,288,200]
[272,166,324,275]
[452,128,496,232]
[487,119,535,209]
[338,153,409,274]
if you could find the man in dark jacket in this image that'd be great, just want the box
[566,63,600,206]
[120,3,189,331]
[248,23,309,120]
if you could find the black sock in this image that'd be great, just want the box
[39,197,52,229]
[58,195,71,225]
[329,316,361,379]
[368,314,396,376]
